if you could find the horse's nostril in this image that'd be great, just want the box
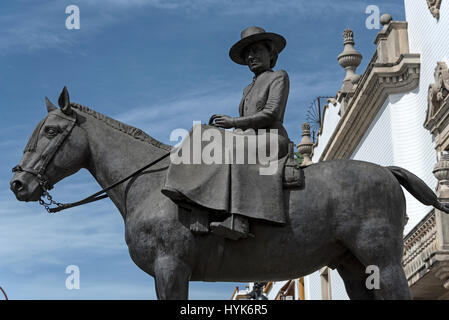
[11,180,23,193]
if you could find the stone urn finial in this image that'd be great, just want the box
[338,29,363,92]
[297,123,314,167]
[343,29,354,45]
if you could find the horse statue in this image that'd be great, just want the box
[10,87,449,300]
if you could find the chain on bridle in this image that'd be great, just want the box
[39,189,64,213]
[12,164,64,213]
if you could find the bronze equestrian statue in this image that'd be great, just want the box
[9,27,449,300]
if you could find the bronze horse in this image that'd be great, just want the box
[10,88,449,299]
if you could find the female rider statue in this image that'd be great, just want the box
[209,26,290,240]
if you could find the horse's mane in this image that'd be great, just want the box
[71,102,172,152]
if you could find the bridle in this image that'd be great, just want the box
[12,112,170,214]
[12,113,77,213]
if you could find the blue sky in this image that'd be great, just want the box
[0,0,405,299]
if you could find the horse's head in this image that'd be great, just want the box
[10,87,89,202]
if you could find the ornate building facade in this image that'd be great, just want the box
[232,0,449,300]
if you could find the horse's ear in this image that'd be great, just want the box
[58,86,72,115]
[45,97,57,113]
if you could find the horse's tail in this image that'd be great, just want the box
[387,166,449,214]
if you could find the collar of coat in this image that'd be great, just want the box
[252,69,274,82]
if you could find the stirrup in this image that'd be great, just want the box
[210,214,251,240]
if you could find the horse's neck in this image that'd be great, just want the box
[81,116,169,217]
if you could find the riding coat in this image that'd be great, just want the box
[234,69,290,149]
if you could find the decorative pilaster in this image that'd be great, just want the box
[429,62,449,112]
[433,154,449,197]
[433,154,449,292]
[374,15,410,64]
[427,0,442,20]
[433,154,449,254]
[404,58,449,298]
[320,267,332,300]
[424,62,449,153]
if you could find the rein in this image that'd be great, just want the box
[45,152,170,213]
[14,152,170,214]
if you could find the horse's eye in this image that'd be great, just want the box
[44,126,59,138]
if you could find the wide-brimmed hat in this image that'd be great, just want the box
[229,26,286,65]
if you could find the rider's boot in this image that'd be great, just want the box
[210,214,250,240]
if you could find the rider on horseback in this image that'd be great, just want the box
[209,26,290,240]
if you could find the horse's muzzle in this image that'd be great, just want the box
[10,173,43,202]
[10,180,23,193]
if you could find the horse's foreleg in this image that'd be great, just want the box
[154,256,191,300]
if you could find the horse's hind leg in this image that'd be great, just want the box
[342,221,411,299]
[336,252,377,300]
[374,261,411,300]
[154,256,191,300]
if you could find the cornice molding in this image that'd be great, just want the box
[319,53,421,161]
